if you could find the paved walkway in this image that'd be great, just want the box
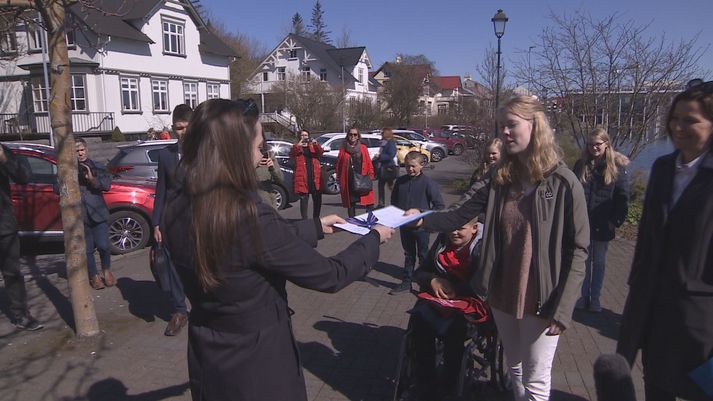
[0,155,643,401]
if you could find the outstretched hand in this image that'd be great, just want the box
[546,320,565,336]
[403,208,423,227]
[372,224,394,244]
[320,214,346,234]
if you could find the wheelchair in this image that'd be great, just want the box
[392,305,511,400]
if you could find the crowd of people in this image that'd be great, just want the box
[1,80,711,401]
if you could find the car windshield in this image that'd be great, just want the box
[315,136,330,145]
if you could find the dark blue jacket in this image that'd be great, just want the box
[152,143,183,227]
[573,155,630,241]
[378,139,397,167]
[391,173,445,212]
[78,159,111,224]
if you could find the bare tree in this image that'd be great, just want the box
[396,53,438,75]
[381,64,424,127]
[476,45,506,102]
[208,20,267,98]
[515,11,705,158]
[347,97,380,130]
[0,0,99,337]
[274,73,343,131]
[336,25,353,48]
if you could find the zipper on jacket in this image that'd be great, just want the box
[533,182,543,316]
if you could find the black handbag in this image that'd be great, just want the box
[350,159,373,195]
[150,243,171,292]
[381,165,399,181]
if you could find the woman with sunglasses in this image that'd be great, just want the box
[573,128,630,313]
[162,99,394,401]
[337,127,375,217]
[407,96,589,401]
[618,81,713,401]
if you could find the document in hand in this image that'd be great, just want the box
[334,206,433,235]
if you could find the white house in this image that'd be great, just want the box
[244,34,378,113]
[0,0,236,136]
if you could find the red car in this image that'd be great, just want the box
[427,130,467,156]
[8,143,155,254]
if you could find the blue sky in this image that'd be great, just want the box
[201,0,712,84]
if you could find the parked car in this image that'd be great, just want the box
[318,154,340,195]
[315,132,390,161]
[376,129,448,162]
[110,140,299,210]
[7,143,155,254]
[428,130,467,156]
[392,135,431,165]
[450,131,479,149]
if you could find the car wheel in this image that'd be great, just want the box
[323,168,340,195]
[453,144,464,156]
[108,210,150,255]
[430,148,445,162]
[270,184,288,210]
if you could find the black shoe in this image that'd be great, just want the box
[14,314,43,331]
[389,280,412,295]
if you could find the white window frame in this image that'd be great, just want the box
[1,31,17,53]
[65,30,76,48]
[277,67,286,81]
[358,67,365,84]
[207,83,220,99]
[26,21,43,52]
[183,81,198,108]
[288,49,298,59]
[319,68,327,81]
[151,79,170,113]
[120,76,141,112]
[262,72,269,82]
[301,66,311,81]
[70,74,87,111]
[31,78,47,113]
[162,17,185,56]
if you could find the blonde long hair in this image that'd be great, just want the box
[578,128,621,185]
[494,96,562,186]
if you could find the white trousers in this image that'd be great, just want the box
[492,307,560,401]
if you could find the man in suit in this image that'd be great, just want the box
[152,104,192,336]
[0,144,42,330]
[76,138,113,290]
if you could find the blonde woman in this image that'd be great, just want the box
[573,128,629,313]
[408,96,589,401]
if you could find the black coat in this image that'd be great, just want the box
[617,151,713,400]
[0,145,30,235]
[573,156,630,241]
[152,143,182,227]
[163,191,381,401]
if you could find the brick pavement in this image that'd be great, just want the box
[0,155,643,401]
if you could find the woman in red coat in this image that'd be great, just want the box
[290,130,324,219]
[337,127,375,217]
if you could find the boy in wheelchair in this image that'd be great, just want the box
[403,217,486,400]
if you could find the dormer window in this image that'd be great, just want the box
[289,49,297,59]
[162,18,185,56]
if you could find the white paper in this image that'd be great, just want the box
[334,206,433,235]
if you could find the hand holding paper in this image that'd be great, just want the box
[334,206,433,235]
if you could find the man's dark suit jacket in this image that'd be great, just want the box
[79,159,111,224]
[0,145,31,235]
[152,143,183,228]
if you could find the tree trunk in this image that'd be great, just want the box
[43,0,99,337]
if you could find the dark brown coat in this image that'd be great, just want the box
[163,191,381,401]
[617,151,713,400]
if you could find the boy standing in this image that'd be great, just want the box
[390,151,444,294]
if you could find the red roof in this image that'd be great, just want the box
[431,76,462,90]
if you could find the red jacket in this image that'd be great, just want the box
[289,142,324,194]
[336,144,375,207]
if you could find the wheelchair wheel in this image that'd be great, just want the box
[490,336,512,392]
[455,325,492,397]
[392,324,417,401]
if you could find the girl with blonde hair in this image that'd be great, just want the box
[409,96,589,401]
[573,128,629,313]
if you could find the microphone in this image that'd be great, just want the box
[594,354,637,401]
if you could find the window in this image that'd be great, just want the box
[207,83,220,99]
[183,82,198,108]
[151,79,169,112]
[288,49,297,59]
[319,68,327,81]
[162,18,185,55]
[277,67,286,81]
[70,75,86,111]
[437,104,448,115]
[0,31,17,54]
[16,155,57,184]
[262,72,269,82]
[31,79,47,113]
[27,22,43,51]
[120,77,140,112]
[301,66,310,80]
[358,68,365,84]
[66,30,76,48]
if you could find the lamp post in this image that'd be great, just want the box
[491,9,508,137]
[527,45,536,96]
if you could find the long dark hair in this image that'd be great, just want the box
[181,99,261,290]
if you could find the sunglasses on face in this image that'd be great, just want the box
[348,133,359,137]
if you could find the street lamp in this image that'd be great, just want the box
[491,9,508,136]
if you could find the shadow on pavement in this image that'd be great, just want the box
[572,308,621,341]
[77,377,190,401]
[372,261,405,282]
[115,278,171,323]
[299,318,405,400]
[551,389,589,400]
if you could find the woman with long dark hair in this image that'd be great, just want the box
[573,128,629,313]
[162,99,394,401]
[618,81,713,401]
[336,127,375,217]
[408,96,589,401]
[290,129,324,219]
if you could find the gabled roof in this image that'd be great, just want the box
[68,0,237,57]
[373,62,432,82]
[327,47,367,68]
[431,76,462,91]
